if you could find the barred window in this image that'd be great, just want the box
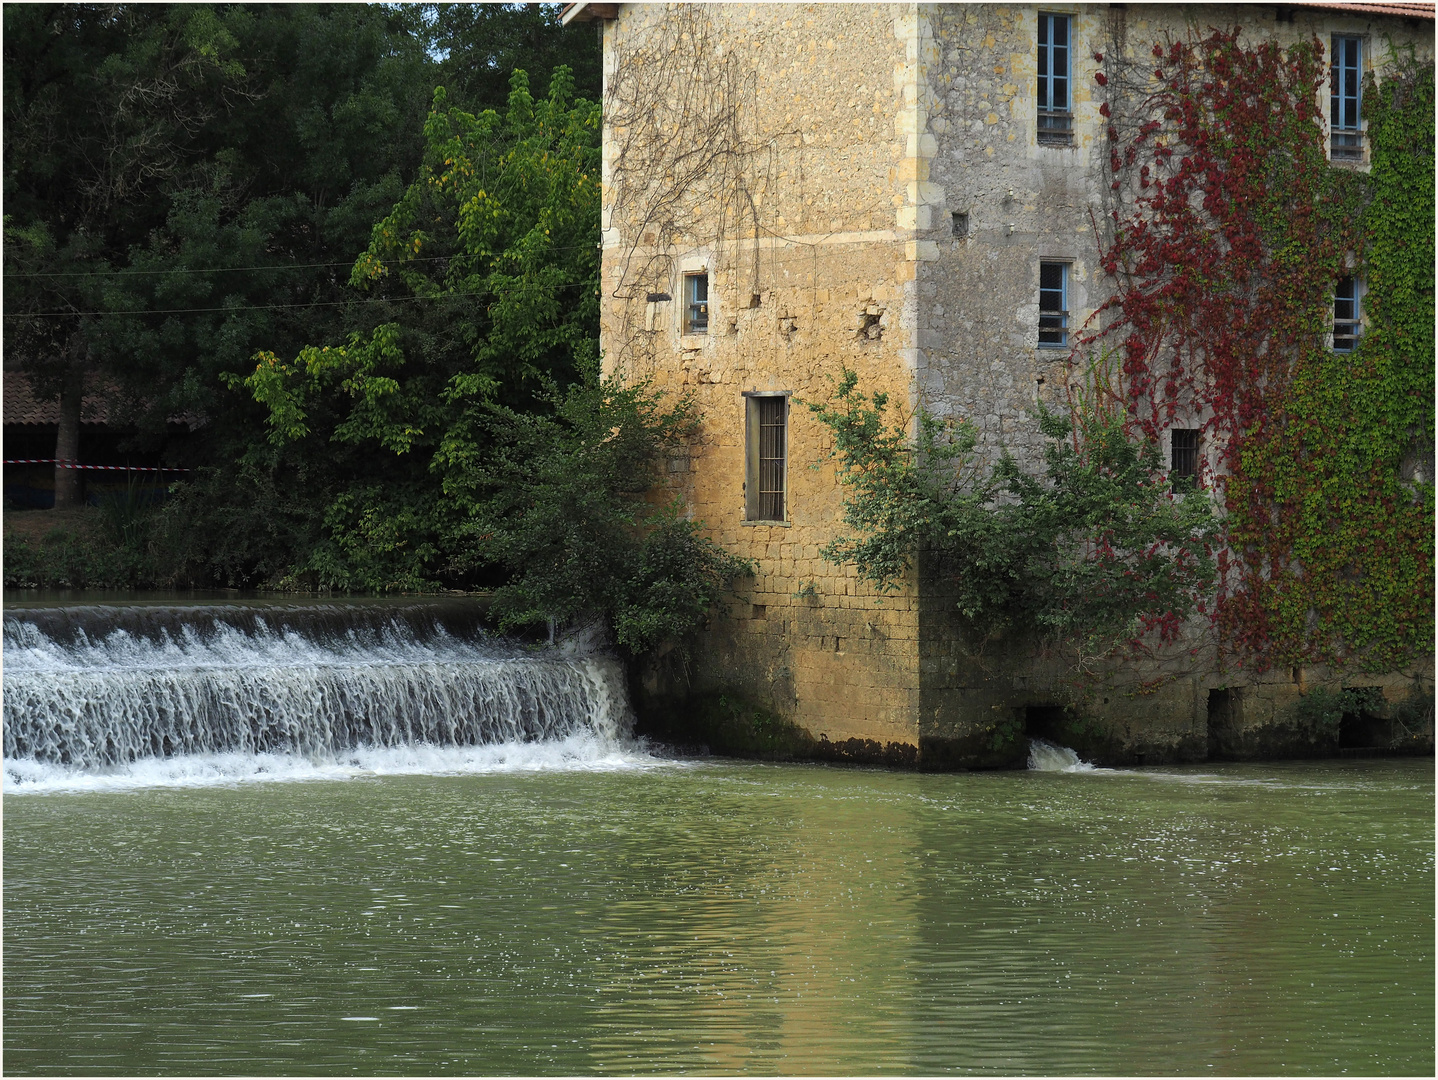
[1331,36,1363,160]
[745,394,787,522]
[684,272,708,335]
[1171,429,1200,488]
[1037,13,1073,144]
[1038,261,1069,347]
[1333,277,1362,352]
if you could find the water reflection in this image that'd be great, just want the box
[4,760,1432,1074]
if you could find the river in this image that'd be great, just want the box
[3,600,1432,1074]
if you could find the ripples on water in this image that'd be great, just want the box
[3,605,1432,1073]
[5,759,1432,1075]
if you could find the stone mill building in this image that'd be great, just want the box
[562,2,1436,766]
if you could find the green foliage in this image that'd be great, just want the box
[1227,59,1434,670]
[1094,36,1433,671]
[302,486,441,594]
[809,366,1218,663]
[450,371,753,655]
[4,515,159,590]
[97,478,156,551]
[5,7,601,590]
[232,64,749,648]
[420,3,602,115]
[242,69,601,442]
[1293,686,1384,735]
[230,68,601,591]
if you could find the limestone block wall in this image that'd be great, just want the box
[599,4,935,749]
[597,2,1435,762]
[905,2,1435,757]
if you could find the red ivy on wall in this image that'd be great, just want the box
[1085,29,1431,671]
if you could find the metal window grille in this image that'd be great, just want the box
[1331,36,1363,160]
[745,395,787,522]
[1037,14,1073,143]
[685,272,708,334]
[1171,429,1200,485]
[1333,277,1361,352]
[756,396,786,521]
[1038,261,1068,347]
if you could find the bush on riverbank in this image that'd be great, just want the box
[3,506,163,589]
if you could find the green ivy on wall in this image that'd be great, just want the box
[1092,35,1433,673]
[1243,57,1434,671]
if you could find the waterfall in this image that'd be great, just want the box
[1027,738,1097,772]
[3,601,646,793]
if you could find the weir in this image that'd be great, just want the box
[3,601,635,789]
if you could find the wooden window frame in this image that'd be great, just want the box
[1038,261,1070,347]
[1330,35,1364,161]
[1170,428,1200,489]
[1333,276,1362,352]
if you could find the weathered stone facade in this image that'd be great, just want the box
[573,1,1435,765]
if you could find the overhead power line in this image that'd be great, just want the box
[2,279,598,319]
[3,242,602,280]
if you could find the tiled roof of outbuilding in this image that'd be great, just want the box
[3,370,116,426]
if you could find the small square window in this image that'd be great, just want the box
[1038,261,1069,347]
[1037,13,1073,144]
[1333,277,1362,352]
[684,272,708,335]
[1171,428,1200,489]
[1331,36,1363,160]
[745,394,787,522]
[951,211,970,239]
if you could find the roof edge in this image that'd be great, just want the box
[560,2,620,26]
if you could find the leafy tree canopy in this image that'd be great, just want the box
[808,366,1219,671]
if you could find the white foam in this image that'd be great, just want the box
[1027,738,1098,772]
[3,735,668,795]
[3,608,644,790]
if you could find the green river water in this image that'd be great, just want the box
[3,758,1433,1075]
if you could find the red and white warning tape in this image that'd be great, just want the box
[3,458,189,472]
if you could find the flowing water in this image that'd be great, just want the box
[3,603,1433,1075]
[3,600,632,789]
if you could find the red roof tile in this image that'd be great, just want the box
[1296,1,1435,17]
[3,370,116,426]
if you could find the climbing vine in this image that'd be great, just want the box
[1088,30,1433,671]
[604,7,781,373]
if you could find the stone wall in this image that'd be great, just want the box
[600,3,929,750]
[597,2,1436,765]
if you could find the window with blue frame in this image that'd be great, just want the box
[1333,277,1362,352]
[1039,262,1069,347]
[1037,13,1073,143]
[1331,36,1363,160]
[684,272,709,334]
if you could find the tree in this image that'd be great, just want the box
[240,68,750,646]
[421,2,602,111]
[808,366,1218,671]
[237,68,600,590]
[4,3,250,505]
[456,373,752,654]
[3,3,442,529]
